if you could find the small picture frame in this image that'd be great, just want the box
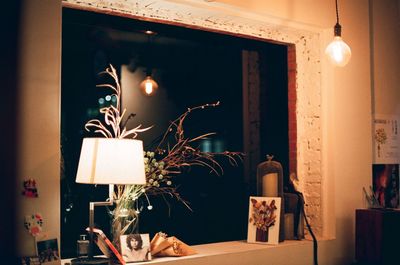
[247,196,281,245]
[36,238,61,265]
[120,234,152,262]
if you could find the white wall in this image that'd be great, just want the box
[370,0,400,115]
[226,1,399,264]
[218,2,396,264]
[328,1,372,263]
[16,0,400,264]
[16,0,61,257]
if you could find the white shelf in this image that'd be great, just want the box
[62,239,317,265]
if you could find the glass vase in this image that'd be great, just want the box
[109,205,140,249]
[109,184,145,249]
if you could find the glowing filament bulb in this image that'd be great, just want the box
[139,76,159,96]
[145,81,153,95]
[325,36,352,67]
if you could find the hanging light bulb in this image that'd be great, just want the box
[325,0,351,67]
[139,30,159,96]
[139,75,159,96]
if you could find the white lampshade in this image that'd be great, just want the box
[76,138,146,185]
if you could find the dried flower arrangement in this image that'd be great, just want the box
[85,65,243,240]
[249,198,277,242]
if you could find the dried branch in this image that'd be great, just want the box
[86,65,244,238]
[85,64,152,139]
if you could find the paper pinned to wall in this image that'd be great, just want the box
[373,114,400,164]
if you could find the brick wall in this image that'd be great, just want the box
[287,45,297,176]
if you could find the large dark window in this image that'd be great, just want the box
[61,8,288,258]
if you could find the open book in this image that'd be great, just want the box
[86,227,125,265]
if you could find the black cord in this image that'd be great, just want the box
[335,0,340,24]
[333,0,342,36]
[296,192,319,265]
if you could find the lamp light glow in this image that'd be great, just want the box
[325,0,351,67]
[73,137,146,265]
[139,30,159,96]
[325,35,351,67]
[139,75,159,96]
[76,138,146,185]
[145,80,153,94]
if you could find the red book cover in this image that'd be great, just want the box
[86,227,125,265]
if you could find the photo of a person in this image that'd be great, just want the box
[120,234,151,262]
[36,238,60,264]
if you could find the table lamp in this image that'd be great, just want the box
[72,138,146,264]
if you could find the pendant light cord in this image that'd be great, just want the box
[295,192,319,265]
[301,193,318,265]
[334,0,342,36]
[335,0,340,25]
[287,173,318,265]
[146,34,153,76]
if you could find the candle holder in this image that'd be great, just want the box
[256,155,285,242]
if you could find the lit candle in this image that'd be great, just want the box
[262,173,278,197]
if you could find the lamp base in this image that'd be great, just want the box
[70,257,110,265]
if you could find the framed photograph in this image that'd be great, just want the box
[36,238,61,265]
[373,164,399,208]
[247,196,281,245]
[120,234,152,262]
